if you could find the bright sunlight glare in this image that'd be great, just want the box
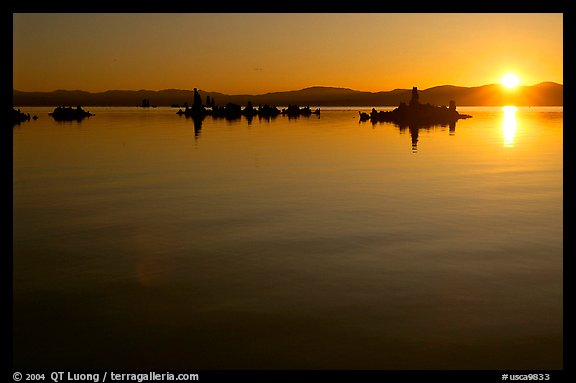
[501,73,520,89]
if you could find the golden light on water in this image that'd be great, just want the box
[503,106,518,147]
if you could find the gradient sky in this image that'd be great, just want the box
[13,13,563,94]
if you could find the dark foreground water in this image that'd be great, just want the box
[13,107,563,369]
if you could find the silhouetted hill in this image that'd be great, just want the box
[13,82,562,107]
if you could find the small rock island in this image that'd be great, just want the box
[49,106,94,121]
[360,86,472,125]
[11,107,32,126]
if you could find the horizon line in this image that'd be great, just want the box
[13,81,563,95]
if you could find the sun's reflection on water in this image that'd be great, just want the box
[503,106,517,147]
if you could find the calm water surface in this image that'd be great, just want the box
[13,107,563,369]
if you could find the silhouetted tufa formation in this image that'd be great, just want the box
[176,88,321,125]
[362,86,471,125]
[359,87,472,153]
[211,103,242,119]
[8,107,38,127]
[281,105,320,118]
[177,88,207,119]
[11,107,34,126]
[49,106,94,121]
[176,88,300,121]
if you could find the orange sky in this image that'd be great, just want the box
[12,13,563,94]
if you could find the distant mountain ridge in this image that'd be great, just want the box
[13,82,563,107]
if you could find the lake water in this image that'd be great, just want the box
[13,106,563,369]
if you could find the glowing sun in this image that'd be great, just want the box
[501,73,520,88]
